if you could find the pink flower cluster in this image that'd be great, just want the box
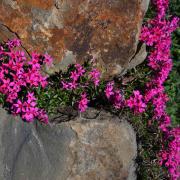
[140,0,179,179]
[153,0,169,19]
[104,81,124,109]
[126,90,146,114]
[61,64,86,90]
[0,39,50,123]
[12,92,48,123]
[61,64,101,91]
[60,63,101,112]
[78,93,89,112]
[159,128,180,180]
[89,68,100,87]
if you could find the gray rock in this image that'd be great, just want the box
[128,43,147,70]
[119,43,147,76]
[0,23,16,42]
[0,108,137,180]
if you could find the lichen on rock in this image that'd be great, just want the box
[0,0,149,78]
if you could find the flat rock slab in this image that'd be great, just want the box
[0,108,137,180]
[0,0,149,78]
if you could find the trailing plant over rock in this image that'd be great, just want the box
[0,39,50,123]
[0,0,179,179]
[140,0,179,179]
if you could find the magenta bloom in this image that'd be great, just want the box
[0,39,49,124]
[126,90,146,114]
[75,64,85,76]
[44,53,53,67]
[159,127,180,180]
[68,81,78,90]
[22,110,34,122]
[78,93,88,112]
[105,81,114,99]
[61,81,70,90]
[70,70,79,81]
[6,39,21,49]
[89,68,100,86]
[112,90,124,109]
[38,109,49,124]
[13,99,23,114]
[140,1,179,179]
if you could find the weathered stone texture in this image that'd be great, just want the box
[0,0,149,78]
[0,108,137,180]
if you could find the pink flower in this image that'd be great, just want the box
[6,39,21,48]
[112,90,124,109]
[89,68,100,86]
[159,114,171,132]
[68,81,78,89]
[152,93,168,119]
[61,81,70,90]
[105,81,114,99]
[75,64,85,76]
[159,127,180,180]
[22,110,34,122]
[78,93,88,112]
[70,70,79,81]
[37,109,49,124]
[0,39,49,124]
[27,92,36,102]
[140,1,179,178]
[44,53,53,67]
[61,81,77,90]
[126,90,146,114]
[28,56,41,70]
[13,99,23,114]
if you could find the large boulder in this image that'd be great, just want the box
[0,0,149,78]
[0,108,137,180]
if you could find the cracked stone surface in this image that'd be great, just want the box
[0,108,137,180]
[0,0,149,78]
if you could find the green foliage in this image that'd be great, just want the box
[0,93,5,106]
[165,2,180,126]
[36,62,107,116]
[128,0,180,178]
[122,65,168,179]
[169,0,180,17]
[126,112,168,180]
[165,29,180,126]
[144,1,156,20]
[120,62,152,98]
